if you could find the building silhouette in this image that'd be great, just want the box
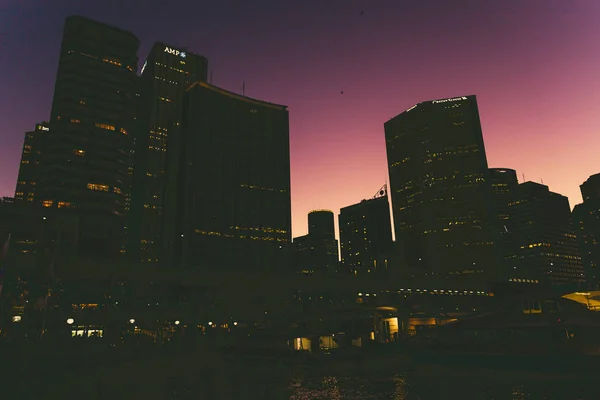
[506,182,584,285]
[580,173,600,202]
[293,210,339,274]
[174,82,291,272]
[572,173,600,285]
[384,95,498,283]
[14,122,49,204]
[489,168,519,275]
[339,186,393,275]
[130,42,208,264]
[19,16,140,259]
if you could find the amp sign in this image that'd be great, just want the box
[164,46,187,58]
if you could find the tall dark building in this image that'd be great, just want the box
[572,174,600,285]
[30,16,139,259]
[308,210,335,237]
[506,182,584,285]
[339,187,393,275]
[580,174,600,203]
[489,168,519,229]
[130,43,208,264]
[14,122,48,204]
[489,168,519,272]
[384,95,498,282]
[174,82,291,272]
[293,210,339,274]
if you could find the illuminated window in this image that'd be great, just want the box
[21,160,30,164]
[57,201,71,209]
[95,123,115,131]
[74,149,86,156]
[42,200,53,208]
[87,183,109,192]
[114,187,122,194]
[70,119,80,123]
[79,100,86,105]
[120,128,128,135]
[15,192,24,197]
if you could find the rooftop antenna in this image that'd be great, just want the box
[522,173,526,183]
[541,178,544,185]
[209,70,213,84]
[242,80,246,96]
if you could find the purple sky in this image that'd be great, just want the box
[1,0,599,238]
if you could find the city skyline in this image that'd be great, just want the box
[2,0,600,239]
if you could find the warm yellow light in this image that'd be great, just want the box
[66,318,74,325]
[208,321,213,326]
[12,316,22,323]
[233,322,238,326]
[175,320,180,325]
[129,319,135,324]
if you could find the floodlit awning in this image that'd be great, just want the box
[562,291,600,311]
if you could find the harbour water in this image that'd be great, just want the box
[288,374,594,399]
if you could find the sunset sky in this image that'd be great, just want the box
[1,0,599,239]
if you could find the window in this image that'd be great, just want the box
[42,200,53,208]
[120,128,128,135]
[21,160,30,164]
[95,123,115,131]
[74,149,86,156]
[70,119,81,123]
[87,183,109,192]
[114,187,122,194]
[58,201,72,209]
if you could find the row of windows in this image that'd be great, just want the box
[240,184,287,193]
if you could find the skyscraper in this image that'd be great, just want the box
[14,122,48,204]
[506,182,584,285]
[175,82,291,272]
[32,16,140,259]
[339,187,393,275]
[384,95,497,282]
[293,210,339,274]
[572,174,600,285]
[580,173,600,203]
[130,42,208,264]
[489,168,519,273]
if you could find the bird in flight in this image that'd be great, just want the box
[360,11,365,15]
[341,91,344,94]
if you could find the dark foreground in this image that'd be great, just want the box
[1,339,597,399]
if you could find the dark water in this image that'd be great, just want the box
[288,375,593,399]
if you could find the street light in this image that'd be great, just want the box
[66,318,74,325]
[129,319,135,324]
[12,316,22,323]
[208,321,213,326]
[174,320,180,325]
[233,321,238,326]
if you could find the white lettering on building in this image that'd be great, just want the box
[164,47,186,58]
[432,96,468,104]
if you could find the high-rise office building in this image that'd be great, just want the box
[174,82,291,272]
[293,210,339,274]
[489,168,519,272]
[580,173,600,203]
[130,42,208,264]
[29,16,139,259]
[572,174,600,285]
[308,210,336,237]
[14,122,49,204]
[339,187,393,275]
[384,95,497,282]
[489,168,519,230]
[506,182,584,285]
